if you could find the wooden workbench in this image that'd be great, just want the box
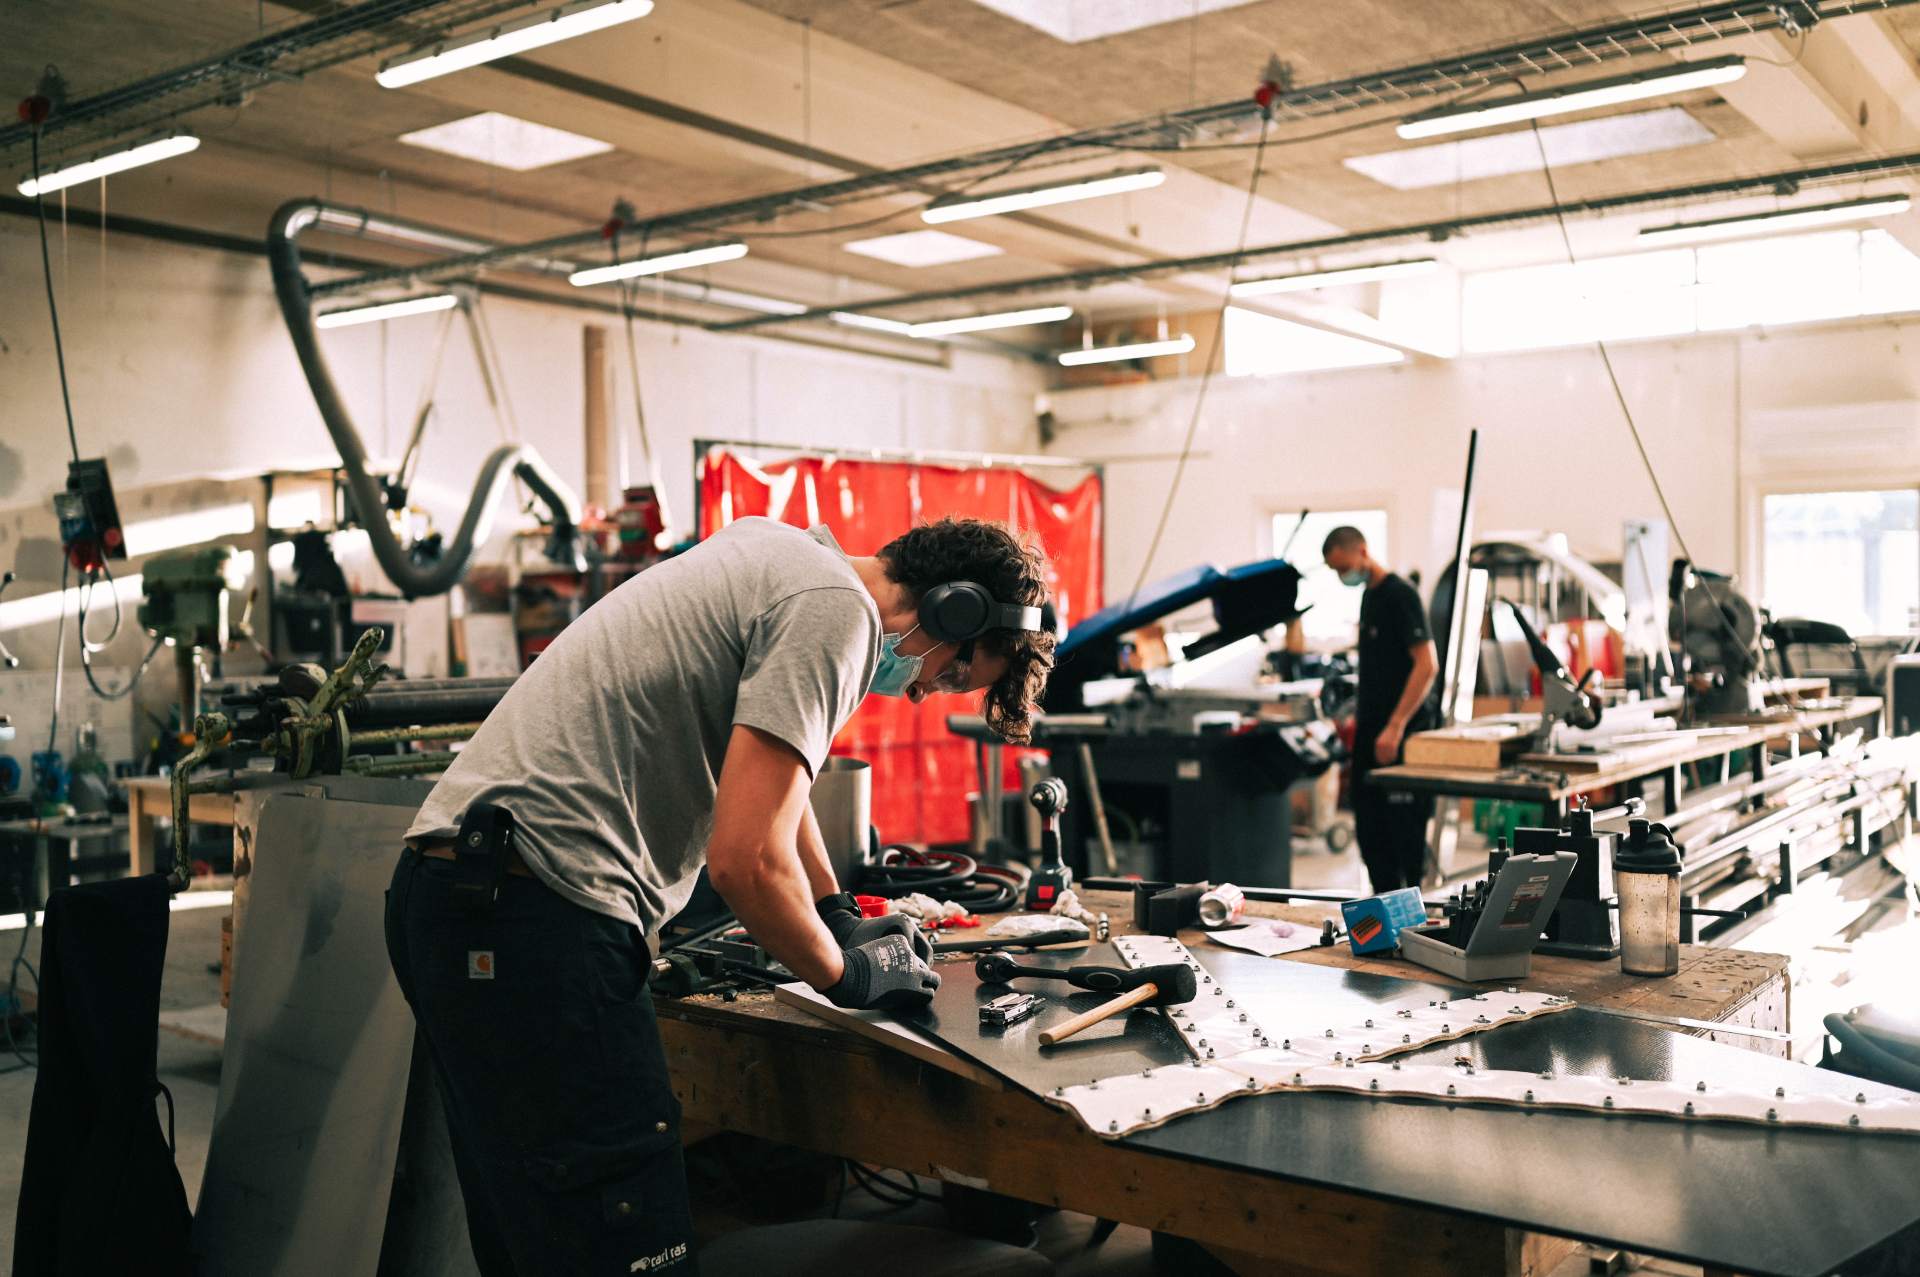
[1370,697,1884,819]
[656,889,1789,1277]
[122,774,237,877]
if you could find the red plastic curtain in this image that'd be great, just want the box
[698,446,1103,845]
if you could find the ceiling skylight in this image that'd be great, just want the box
[967,0,1260,43]
[842,229,1004,268]
[398,112,614,171]
[1344,107,1713,192]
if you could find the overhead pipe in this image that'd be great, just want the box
[268,199,584,599]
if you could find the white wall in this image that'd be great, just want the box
[1047,317,1920,604]
[0,215,1043,526]
[0,213,1042,768]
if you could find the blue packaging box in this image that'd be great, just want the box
[1341,888,1427,955]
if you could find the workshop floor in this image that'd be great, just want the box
[1,844,1915,1274]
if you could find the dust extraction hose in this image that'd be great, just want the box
[267,199,584,599]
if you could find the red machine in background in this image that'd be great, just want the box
[697,443,1102,845]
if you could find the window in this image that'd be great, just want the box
[1273,508,1390,643]
[1763,489,1919,635]
[1463,229,1920,354]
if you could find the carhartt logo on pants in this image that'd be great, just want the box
[631,1241,689,1271]
[468,950,494,979]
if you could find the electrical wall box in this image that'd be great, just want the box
[1398,851,1578,982]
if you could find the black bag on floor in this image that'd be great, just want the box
[12,873,192,1276]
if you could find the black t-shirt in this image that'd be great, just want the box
[1355,573,1433,735]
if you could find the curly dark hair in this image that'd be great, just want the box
[877,517,1055,744]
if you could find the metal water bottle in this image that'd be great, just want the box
[1615,817,1682,976]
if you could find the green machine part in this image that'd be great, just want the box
[138,545,235,649]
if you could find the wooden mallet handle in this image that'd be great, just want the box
[1039,982,1160,1047]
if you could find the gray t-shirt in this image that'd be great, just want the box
[407,519,881,931]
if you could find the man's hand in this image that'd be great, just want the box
[1374,722,1405,765]
[822,933,941,1011]
[818,894,933,962]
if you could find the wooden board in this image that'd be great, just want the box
[1405,721,1533,770]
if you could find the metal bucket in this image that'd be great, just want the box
[810,756,872,889]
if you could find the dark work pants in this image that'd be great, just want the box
[1351,728,1434,894]
[385,849,697,1277]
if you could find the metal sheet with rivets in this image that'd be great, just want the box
[900,938,1920,1276]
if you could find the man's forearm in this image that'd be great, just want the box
[710,843,844,989]
[1389,659,1438,729]
[796,803,841,903]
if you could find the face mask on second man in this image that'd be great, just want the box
[1339,568,1368,588]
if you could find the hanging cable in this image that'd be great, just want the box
[29,127,81,465]
[1121,110,1274,614]
[75,556,162,700]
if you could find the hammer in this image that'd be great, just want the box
[975,953,1198,1048]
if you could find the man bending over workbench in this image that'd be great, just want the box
[385,515,1055,1276]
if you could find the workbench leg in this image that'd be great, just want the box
[129,795,157,878]
[1662,764,1681,817]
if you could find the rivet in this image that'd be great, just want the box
[1325,1029,1335,1038]
[1238,1013,1248,1022]
[1442,1023,1450,1032]
[1446,1084,1457,1096]
[1052,1087,1064,1097]
[1143,1107,1153,1118]
[1344,1059,1355,1069]
[616,1201,632,1216]
[1398,1009,1413,1019]
[1203,976,1212,983]
[466,832,483,846]
[1189,1058,1202,1069]
[1402,1034,1411,1043]
[1292,1073,1304,1085]
[1683,1102,1694,1116]
[1510,1006,1524,1015]
[1226,999,1236,1008]
[1334,1051,1344,1062]
[654,1121,668,1133]
[1524,1090,1534,1102]
[1363,1044,1372,1054]
[1282,1039,1291,1050]
[1774,1086,1786,1099]
[1474,1016,1490,1025]
[1143,1067,1154,1078]
[1260,1036,1271,1047]
[1170,1008,1184,1018]
[1364,1019,1375,1029]
[1109,1120,1119,1132]
[1849,1114,1862,1128]
[1767,1108,1779,1122]
[1856,1092,1867,1104]
[1696,1081,1707,1092]
[1505,986,1518,994]
[1603,1096,1614,1108]
[1196,1092,1206,1103]
[1369,1079,1380,1091]
[1538,1070,1552,1080]
[1214,987,1224,996]
[1618,1077,1632,1087]
[1206,1047,1215,1058]
[1391,1061,1401,1071]
[1089,1080,1100,1090]
[1247,1076,1257,1087]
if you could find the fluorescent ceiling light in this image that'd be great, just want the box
[923,167,1165,224]
[1397,56,1747,140]
[830,311,916,335]
[1231,258,1439,297]
[122,503,257,557]
[398,111,612,171]
[568,242,749,287]
[1639,195,1912,245]
[642,277,807,315]
[1347,107,1712,191]
[379,0,652,87]
[1058,334,1196,366]
[315,293,461,329]
[907,306,1073,338]
[18,132,199,197]
[842,229,1003,267]
[967,0,1259,42]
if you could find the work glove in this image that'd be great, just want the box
[822,933,941,1011]
[817,892,932,963]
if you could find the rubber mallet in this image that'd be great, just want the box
[969,954,1197,1048]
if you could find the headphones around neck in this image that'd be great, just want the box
[917,581,1044,645]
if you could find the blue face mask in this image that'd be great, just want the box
[869,626,925,697]
[1339,568,1369,588]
